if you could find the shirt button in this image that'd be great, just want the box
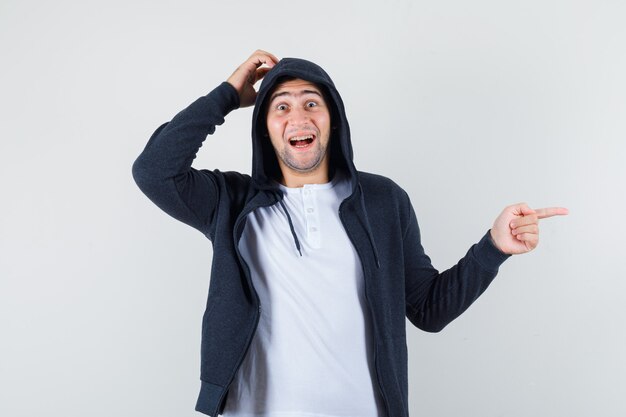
[304,190,311,195]
[307,208,314,213]
[310,226,318,232]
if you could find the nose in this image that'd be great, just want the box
[288,106,310,125]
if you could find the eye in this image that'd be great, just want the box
[276,104,288,111]
[306,101,318,108]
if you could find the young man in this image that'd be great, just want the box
[132,50,568,417]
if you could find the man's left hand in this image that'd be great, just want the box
[490,203,569,255]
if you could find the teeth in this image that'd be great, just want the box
[289,135,314,142]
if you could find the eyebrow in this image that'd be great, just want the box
[268,89,323,105]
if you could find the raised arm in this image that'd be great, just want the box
[131,50,278,237]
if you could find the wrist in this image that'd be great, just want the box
[488,228,508,255]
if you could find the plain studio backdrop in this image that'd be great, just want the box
[1,0,624,416]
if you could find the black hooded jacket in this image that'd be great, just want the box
[132,58,510,416]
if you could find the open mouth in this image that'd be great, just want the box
[288,134,315,148]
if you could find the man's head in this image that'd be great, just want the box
[264,77,332,186]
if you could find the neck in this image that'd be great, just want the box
[278,170,329,188]
[277,162,334,188]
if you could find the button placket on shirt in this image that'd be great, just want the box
[302,186,321,248]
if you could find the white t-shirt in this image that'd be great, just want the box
[221,171,385,417]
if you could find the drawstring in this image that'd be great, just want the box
[273,190,303,257]
[268,184,380,268]
[358,183,381,269]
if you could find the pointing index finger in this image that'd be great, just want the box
[535,207,569,219]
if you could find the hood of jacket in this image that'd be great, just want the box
[246,57,380,267]
[250,57,357,193]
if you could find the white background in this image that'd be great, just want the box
[1,0,625,416]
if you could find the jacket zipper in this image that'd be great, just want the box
[215,205,263,413]
[339,204,391,417]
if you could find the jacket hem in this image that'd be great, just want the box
[195,379,226,417]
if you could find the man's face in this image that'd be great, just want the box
[265,79,331,177]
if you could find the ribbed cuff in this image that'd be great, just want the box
[473,229,511,271]
[206,81,240,114]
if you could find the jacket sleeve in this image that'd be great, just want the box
[131,81,240,237]
[403,199,511,332]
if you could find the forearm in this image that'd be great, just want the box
[131,81,240,235]
[405,229,511,332]
[132,81,239,181]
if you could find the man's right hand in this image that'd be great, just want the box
[227,49,279,108]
